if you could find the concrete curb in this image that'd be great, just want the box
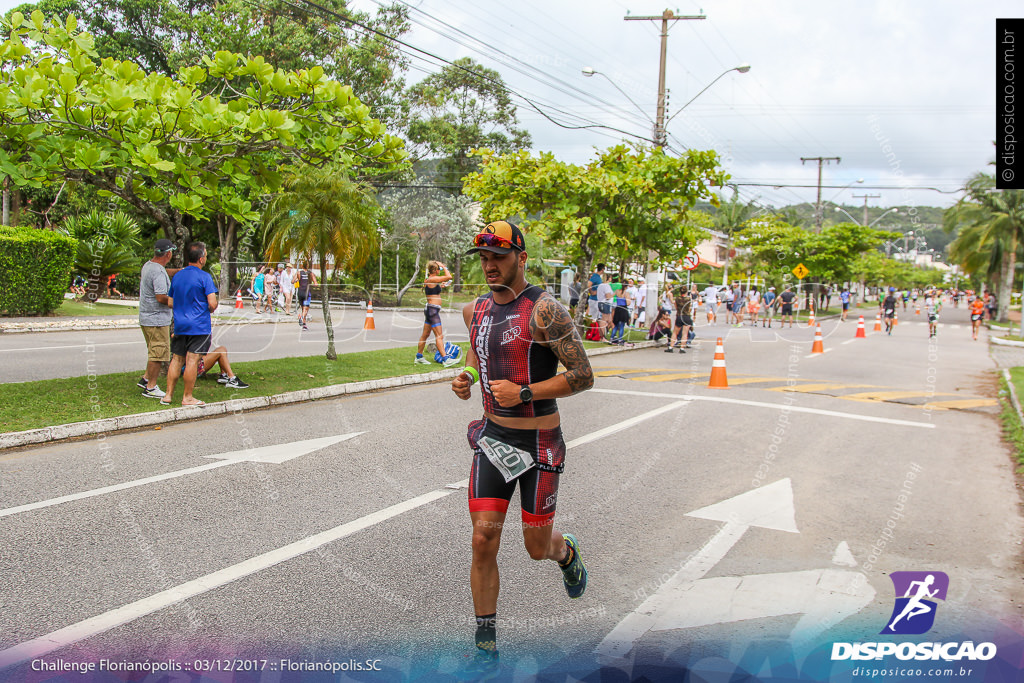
[0,342,654,449]
[991,336,1024,348]
[1003,369,1024,424]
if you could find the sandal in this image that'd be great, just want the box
[181,400,206,407]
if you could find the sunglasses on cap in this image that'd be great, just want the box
[473,233,516,250]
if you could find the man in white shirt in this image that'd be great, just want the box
[635,281,647,327]
[625,278,639,327]
[702,284,719,324]
[278,263,295,314]
[596,277,613,339]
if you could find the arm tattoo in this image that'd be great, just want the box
[531,295,594,394]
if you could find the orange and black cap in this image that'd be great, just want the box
[466,220,527,255]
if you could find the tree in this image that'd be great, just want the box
[944,172,1024,321]
[57,209,141,302]
[263,169,380,360]
[0,12,406,283]
[713,190,758,286]
[464,144,724,323]
[405,57,531,184]
[378,187,477,303]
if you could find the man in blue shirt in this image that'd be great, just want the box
[840,288,851,321]
[587,263,605,320]
[162,242,220,406]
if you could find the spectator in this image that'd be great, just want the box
[137,239,179,399]
[610,284,630,344]
[264,266,279,312]
[280,263,296,314]
[251,267,266,314]
[295,262,318,330]
[647,309,673,345]
[635,279,648,327]
[189,345,250,389]
[568,273,581,316]
[595,272,613,339]
[161,242,219,407]
[666,286,692,353]
[625,278,639,327]
[587,263,605,320]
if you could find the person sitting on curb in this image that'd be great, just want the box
[179,344,250,389]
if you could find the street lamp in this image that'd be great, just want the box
[581,67,655,126]
[664,64,751,128]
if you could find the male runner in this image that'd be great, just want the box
[925,289,941,338]
[881,287,899,335]
[451,220,594,677]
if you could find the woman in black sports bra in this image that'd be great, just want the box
[415,260,456,365]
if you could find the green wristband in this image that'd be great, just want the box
[464,366,480,384]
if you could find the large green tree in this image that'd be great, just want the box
[405,57,531,184]
[944,172,1024,321]
[464,144,725,323]
[263,169,380,360]
[0,11,406,292]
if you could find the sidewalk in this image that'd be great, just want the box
[0,341,659,450]
[0,298,458,334]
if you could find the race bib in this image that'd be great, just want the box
[477,436,536,483]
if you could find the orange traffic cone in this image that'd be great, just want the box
[708,337,729,389]
[235,291,244,309]
[915,303,920,315]
[363,301,375,330]
[855,315,867,338]
[873,313,882,332]
[806,304,816,327]
[811,324,825,354]
[893,310,899,327]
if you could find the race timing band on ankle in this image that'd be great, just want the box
[464,367,480,385]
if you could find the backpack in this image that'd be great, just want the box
[585,321,602,341]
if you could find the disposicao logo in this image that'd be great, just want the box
[881,571,949,635]
[831,570,997,663]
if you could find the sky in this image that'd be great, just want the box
[1,0,1013,211]
[346,0,1011,211]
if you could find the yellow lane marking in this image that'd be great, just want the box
[631,372,709,382]
[592,368,664,377]
[841,390,958,403]
[764,382,879,393]
[921,399,999,411]
[721,376,794,386]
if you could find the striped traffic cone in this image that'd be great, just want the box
[235,291,244,309]
[806,304,816,327]
[873,313,882,332]
[363,301,376,330]
[811,324,825,354]
[708,337,729,389]
[855,315,867,338]
[915,303,920,315]
[893,310,899,327]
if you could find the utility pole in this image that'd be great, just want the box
[800,156,840,231]
[625,9,705,148]
[851,193,881,226]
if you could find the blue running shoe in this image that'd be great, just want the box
[561,533,587,599]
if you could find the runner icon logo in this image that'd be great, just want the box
[881,571,949,635]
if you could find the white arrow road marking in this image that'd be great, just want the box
[644,568,875,646]
[598,479,800,659]
[0,433,364,519]
[0,404,689,668]
[591,388,935,429]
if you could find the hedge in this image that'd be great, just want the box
[0,226,77,315]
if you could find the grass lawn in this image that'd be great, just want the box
[999,369,1024,472]
[0,344,467,434]
[55,299,138,317]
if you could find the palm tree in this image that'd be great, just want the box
[944,173,1024,322]
[714,190,756,286]
[58,211,141,303]
[263,169,380,360]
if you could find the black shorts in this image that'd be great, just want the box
[971,313,982,322]
[424,303,442,328]
[675,314,693,327]
[842,303,849,310]
[171,333,212,357]
[884,309,895,319]
[780,304,793,315]
[467,418,566,527]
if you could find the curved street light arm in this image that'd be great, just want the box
[665,64,750,128]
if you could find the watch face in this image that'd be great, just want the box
[520,386,533,403]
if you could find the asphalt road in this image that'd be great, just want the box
[0,308,469,383]
[1,305,1021,681]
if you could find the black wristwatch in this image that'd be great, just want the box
[519,385,533,404]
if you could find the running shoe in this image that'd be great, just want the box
[225,376,249,389]
[141,385,166,399]
[560,533,588,599]
[136,376,148,389]
[414,353,431,365]
[455,649,499,681]
[215,373,230,384]
[442,354,461,368]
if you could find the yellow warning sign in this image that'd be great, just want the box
[792,263,810,280]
